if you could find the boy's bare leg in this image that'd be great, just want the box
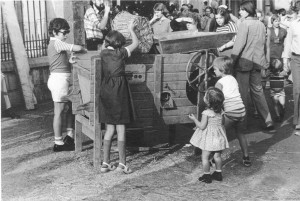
[53,102,66,139]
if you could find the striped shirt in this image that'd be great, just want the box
[84,6,107,39]
[216,21,237,41]
[47,37,73,73]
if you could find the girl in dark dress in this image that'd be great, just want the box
[99,22,138,174]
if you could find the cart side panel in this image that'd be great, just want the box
[126,56,155,128]
[160,54,197,124]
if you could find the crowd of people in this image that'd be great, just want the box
[44,0,300,183]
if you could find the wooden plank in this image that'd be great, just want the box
[127,54,156,64]
[131,82,154,91]
[162,81,188,90]
[135,109,153,118]
[163,115,194,125]
[162,72,188,81]
[74,66,90,79]
[160,89,187,98]
[133,100,154,109]
[162,106,197,116]
[157,31,236,54]
[162,53,195,64]
[131,92,153,100]
[93,58,102,167]
[75,118,83,152]
[153,55,162,117]
[172,98,194,107]
[128,118,154,127]
[82,123,94,140]
[2,1,36,109]
[77,73,91,103]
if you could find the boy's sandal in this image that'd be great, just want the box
[117,163,133,174]
[242,156,252,167]
[100,162,116,173]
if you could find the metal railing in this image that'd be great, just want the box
[1,0,48,61]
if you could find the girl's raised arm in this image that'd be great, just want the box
[126,21,139,53]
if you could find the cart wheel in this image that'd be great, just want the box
[185,50,217,106]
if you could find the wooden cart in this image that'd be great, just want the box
[68,31,235,167]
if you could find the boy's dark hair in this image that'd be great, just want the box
[216,7,231,25]
[240,1,256,17]
[205,6,214,14]
[205,87,225,114]
[278,8,286,16]
[104,30,126,49]
[48,18,70,37]
[213,56,232,75]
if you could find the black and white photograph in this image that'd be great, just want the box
[1,0,300,200]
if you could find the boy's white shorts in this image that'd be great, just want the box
[47,73,71,102]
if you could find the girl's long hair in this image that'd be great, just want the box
[205,87,225,114]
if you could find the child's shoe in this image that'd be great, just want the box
[116,163,133,174]
[63,135,75,147]
[100,162,117,173]
[211,171,223,181]
[53,143,74,152]
[242,156,252,167]
[198,174,212,183]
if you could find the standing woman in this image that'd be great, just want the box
[231,1,274,129]
[215,7,238,57]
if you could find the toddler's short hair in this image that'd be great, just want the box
[48,18,70,37]
[104,30,126,49]
[213,56,233,75]
[205,87,225,114]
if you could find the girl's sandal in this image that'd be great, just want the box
[100,162,116,173]
[117,163,133,174]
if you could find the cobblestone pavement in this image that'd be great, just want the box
[2,86,300,201]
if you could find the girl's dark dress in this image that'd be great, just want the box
[99,47,133,124]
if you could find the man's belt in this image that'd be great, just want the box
[86,38,103,51]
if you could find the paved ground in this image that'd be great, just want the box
[2,85,300,201]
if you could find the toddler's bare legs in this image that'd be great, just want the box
[213,151,222,171]
[201,150,211,173]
